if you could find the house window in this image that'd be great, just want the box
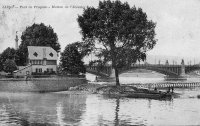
[47,68,54,74]
[47,68,53,72]
[46,60,57,65]
[36,68,42,73]
[39,68,42,73]
[32,60,36,65]
[31,60,43,65]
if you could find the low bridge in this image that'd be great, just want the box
[86,60,200,79]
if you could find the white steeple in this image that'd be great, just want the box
[15,31,19,50]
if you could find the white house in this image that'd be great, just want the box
[28,46,58,74]
[14,46,58,77]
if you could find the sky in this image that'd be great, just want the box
[0,0,200,63]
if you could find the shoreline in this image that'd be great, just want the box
[0,77,87,92]
[66,83,177,100]
[67,81,200,94]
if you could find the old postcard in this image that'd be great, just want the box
[0,0,200,125]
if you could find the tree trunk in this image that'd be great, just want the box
[109,39,120,86]
[115,68,120,86]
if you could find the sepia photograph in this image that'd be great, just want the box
[0,0,200,125]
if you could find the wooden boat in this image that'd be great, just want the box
[121,87,174,99]
[96,85,177,100]
[124,91,172,99]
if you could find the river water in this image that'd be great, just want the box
[1,72,200,125]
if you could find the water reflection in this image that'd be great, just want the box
[56,101,65,126]
[80,90,200,125]
[0,92,87,126]
[114,98,119,126]
[1,88,200,125]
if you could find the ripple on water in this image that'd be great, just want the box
[1,85,200,125]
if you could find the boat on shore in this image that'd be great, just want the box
[97,85,177,100]
[123,87,180,99]
[124,91,173,99]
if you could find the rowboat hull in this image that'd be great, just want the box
[125,92,172,99]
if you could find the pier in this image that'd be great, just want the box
[130,82,200,89]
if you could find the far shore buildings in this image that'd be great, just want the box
[14,46,58,77]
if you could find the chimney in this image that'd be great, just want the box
[15,31,19,50]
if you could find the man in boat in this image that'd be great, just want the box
[95,76,98,82]
[171,87,174,93]
[167,86,171,93]
[154,87,157,91]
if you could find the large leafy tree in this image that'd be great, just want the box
[60,43,86,75]
[69,41,93,58]
[3,58,17,74]
[0,47,16,71]
[16,23,61,66]
[78,0,157,86]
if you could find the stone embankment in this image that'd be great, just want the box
[0,77,87,92]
